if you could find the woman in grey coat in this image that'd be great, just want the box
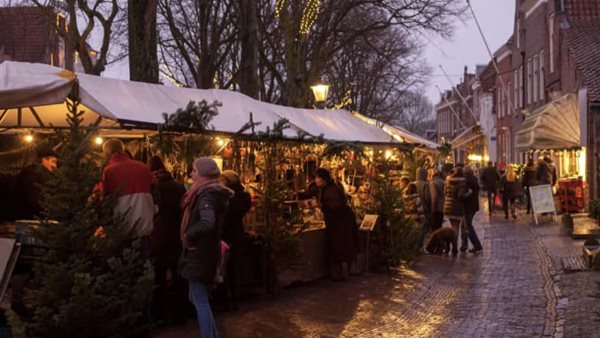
[428,168,445,232]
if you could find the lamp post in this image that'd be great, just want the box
[310,82,330,108]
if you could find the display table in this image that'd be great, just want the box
[278,224,328,286]
[558,178,585,213]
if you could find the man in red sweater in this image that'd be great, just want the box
[100,139,154,254]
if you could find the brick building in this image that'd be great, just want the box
[0,6,74,69]
[473,61,497,165]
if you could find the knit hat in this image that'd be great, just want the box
[221,170,240,186]
[194,157,220,177]
[147,155,166,172]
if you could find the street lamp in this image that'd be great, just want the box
[310,82,330,107]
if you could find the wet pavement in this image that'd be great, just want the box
[155,201,600,338]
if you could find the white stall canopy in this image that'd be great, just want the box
[0,61,396,143]
[516,94,580,152]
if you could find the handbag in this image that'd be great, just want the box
[494,193,503,209]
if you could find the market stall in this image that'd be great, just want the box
[0,61,433,291]
[515,93,586,212]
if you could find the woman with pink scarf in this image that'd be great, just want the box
[179,158,233,338]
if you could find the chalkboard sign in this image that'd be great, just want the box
[529,184,557,224]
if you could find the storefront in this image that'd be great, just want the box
[450,124,488,167]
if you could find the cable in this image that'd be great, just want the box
[435,84,467,130]
[439,64,479,124]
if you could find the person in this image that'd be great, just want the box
[428,168,445,232]
[15,146,58,219]
[100,139,154,257]
[463,166,483,252]
[522,159,538,214]
[414,168,431,252]
[546,156,558,187]
[480,161,501,216]
[443,167,468,255]
[311,168,359,280]
[404,182,425,223]
[536,156,552,185]
[399,176,410,192]
[179,157,233,338]
[500,165,523,220]
[11,146,58,317]
[218,170,252,309]
[146,155,187,326]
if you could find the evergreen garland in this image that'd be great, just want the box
[8,94,154,338]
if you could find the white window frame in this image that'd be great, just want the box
[533,54,539,103]
[549,14,555,73]
[513,70,519,109]
[519,65,524,108]
[540,49,545,101]
[527,58,532,105]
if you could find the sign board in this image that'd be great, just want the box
[529,184,557,224]
[360,214,378,231]
[0,238,21,302]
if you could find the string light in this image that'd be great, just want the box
[275,0,286,19]
[24,134,34,143]
[300,0,320,37]
[94,136,104,145]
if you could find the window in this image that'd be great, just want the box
[498,87,503,118]
[533,54,539,102]
[516,20,520,49]
[549,14,555,73]
[540,49,545,101]
[514,70,519,109]
[507,81,512,115]
[527,58,532,104]
[519,65,524,108]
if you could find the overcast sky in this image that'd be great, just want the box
[423,1,516,106]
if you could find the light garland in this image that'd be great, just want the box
[299,0,320,37]
[332,88,353,110]
[275,0,286,19]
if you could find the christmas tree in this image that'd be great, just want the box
[9,94,154,338]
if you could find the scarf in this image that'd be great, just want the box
[180,177,218,246]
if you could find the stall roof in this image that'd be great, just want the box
[351,112,440,150]
[451,124,482,149]
[0,61,395,143]
[515,93,580,152]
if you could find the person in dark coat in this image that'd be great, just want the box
[500,165,524,220]
[536,157,552,185]
[480,161,500,215]
[443,167,468,255]
[147,155,187,325]
[15,146,58,219]
[179,157,233,338]
[522,158,538,214]
[463,166,483,252]
[428,168,445,232]
[218,170,251,308]
[313,168,359,280]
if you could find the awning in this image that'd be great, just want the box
[351,112,440,150]
[451,124,483,149]
[515,93,580,152]
[0,61,395,143]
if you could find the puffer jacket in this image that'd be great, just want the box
[430,177,445,213]
[179,183,234,285]
[443,176,467,219]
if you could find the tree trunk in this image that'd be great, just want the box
[238,0,259,98]
[128,0,159,83]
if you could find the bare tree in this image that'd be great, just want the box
[29,0,125,75]
[236,0,258,98]
[158,0,238,89]
[393,91,436,136]
[128,0,158,83]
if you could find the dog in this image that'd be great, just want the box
[425,227,457,255]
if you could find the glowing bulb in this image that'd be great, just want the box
[215,138,226,147]
[94,136,104,145]
[24,134,34,143]
[384,149,393,160]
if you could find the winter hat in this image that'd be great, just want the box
[148,155,166,172]
[194,157,220,177]
[221,170,240,186]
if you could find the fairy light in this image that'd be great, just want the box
[24,134,34,143]
[275,0,286,19]
[299,0,321,37]
[94,136,104,145]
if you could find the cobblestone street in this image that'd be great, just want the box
[156,203,600,338]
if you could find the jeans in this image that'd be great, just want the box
[503,195,516,218]
[486,190,497,214]
[464,212,482,250]
[189,281,219,338]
